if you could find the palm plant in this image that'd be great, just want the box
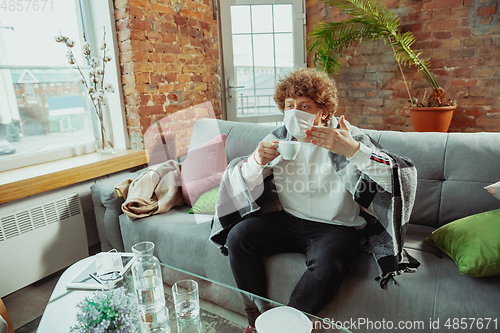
[308,0,451,107]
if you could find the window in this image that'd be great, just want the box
[0,0,127,171]
[25,84,35,102]
[220,0,306,123]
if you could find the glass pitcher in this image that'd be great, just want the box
[131,241,171,333]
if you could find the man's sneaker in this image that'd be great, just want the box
[244,324,257,333]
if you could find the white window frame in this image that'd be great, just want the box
[0,0,128,172]
[25,83,36,103]
[220,0,306,123]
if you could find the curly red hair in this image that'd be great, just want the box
[274,68,338,124]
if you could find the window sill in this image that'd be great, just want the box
[0,149,147,205]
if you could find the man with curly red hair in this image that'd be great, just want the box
[213,68,418,333]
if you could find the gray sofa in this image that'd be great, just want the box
[91,118,500,332]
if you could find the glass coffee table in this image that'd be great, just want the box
[153,262,352,333]
[37,255,352,333]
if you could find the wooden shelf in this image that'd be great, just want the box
[0,149,147,205]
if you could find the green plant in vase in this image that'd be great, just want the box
[70,287,141,333]
[308,0,456,131]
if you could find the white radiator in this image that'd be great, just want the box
[0,192,89,297]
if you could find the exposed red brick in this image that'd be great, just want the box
[130,0,148,9]
[130,29,146,41]
[450,49,475,58]
[131,18,152,31]
[126,106,140,118]
[450,79,478,87]
[450,117,475,128]
[116,17,131,31]
[150,2,176,15]
[130,40,154,52]
[452,28,472,38]
[135,73,149,84]
[133,51,149,62]
[115,8,128,21]
[139,94,150,105]
[433,9,454,21]
[129,6,143,18]
[145,11,160,22]
[156,43,181,54]
[175,15,188,27]
[182,9,203,20]
[127,117,141,128]
[432,31,452,39]
[148,53,161,63]
[151,74,165,85]
[460,97,495,107]
[476,117,500,128]
[426,20,459,31]
[152,95,167,104]
[423,0,463,10]
[136,84,159,94]
[124,94,139,106]
[140,105,164,116]
[464,107,487,117]
[478,16,493,25]
[351,81,377,90]
[115,0,128,10]
[477,4,497,16]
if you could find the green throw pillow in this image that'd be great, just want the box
[424,208,500,277]
[188,186,220,215]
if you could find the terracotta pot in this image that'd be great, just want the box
[410,105,456,132]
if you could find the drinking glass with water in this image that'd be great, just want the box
[172,279,200,320]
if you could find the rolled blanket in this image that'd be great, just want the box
[115,160,185,220]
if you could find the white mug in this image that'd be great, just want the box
[278,141,301,160]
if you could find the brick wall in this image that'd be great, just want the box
[113,0,499,146]
[143,102,215,163]
[114,0,222,151]
[306,0,500,132]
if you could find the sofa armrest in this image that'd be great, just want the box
[91,170,144,252]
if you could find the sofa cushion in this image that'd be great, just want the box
[433,255,500,321]
[188,119,276,164]
[181,134,227,206]
[119,206,212,277]
[189,186,219,215]
[334,249,441,331]
[404,224,442,258]
[424,208,500,277]
[220,121,277,162]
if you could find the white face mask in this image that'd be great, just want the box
[283,109,319,139]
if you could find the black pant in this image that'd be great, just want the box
[226,210,360,316]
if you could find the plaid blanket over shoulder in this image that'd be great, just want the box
[210,120,419,288]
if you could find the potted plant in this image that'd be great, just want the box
[308,0,456,132]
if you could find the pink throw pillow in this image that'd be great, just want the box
[181,134,227,206]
